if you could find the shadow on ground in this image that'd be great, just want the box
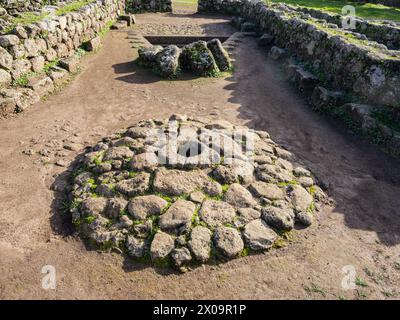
[48,25,400,282]
[112,59,203,84]
[224,36,400,246]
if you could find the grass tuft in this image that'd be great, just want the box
[269,0,400,22]
[56,0,96,16]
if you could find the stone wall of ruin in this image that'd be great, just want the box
[0,0,125,115]
[197,0,400,109]
[0,1,49,14]
[125,0,172,13]
[287,4,400,50]
[350,0,400,8]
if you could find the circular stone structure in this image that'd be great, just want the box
[68,114,328,271]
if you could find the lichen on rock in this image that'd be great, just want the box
[137,38,231,78]
[179,40,220,77]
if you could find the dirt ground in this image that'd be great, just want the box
[1,6,400,300]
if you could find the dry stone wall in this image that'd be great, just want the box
[286,4,400,50]
[0,1,86,16]
[125,0,172,13]
[0,0,125,116]
[198,0,400,110]
[350,0,400,8]
[0,1,51,14]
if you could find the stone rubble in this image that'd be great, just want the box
[137,38,231,78]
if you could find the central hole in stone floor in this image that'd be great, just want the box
[144,35,230,47]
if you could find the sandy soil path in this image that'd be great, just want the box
[0,7,399,299]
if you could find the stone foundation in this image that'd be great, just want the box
[1,0,50,14]
[286,4,400,50]
[125,0,172,13]
[198,0,400,109]
[198,0,400,155]
[68,115,328,271]
[0,0,125,116]
[351,0,400,8]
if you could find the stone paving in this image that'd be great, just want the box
[69,115,328,271]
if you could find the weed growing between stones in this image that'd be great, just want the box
[97,20,115,39]
[12,72,36,87]
[3,12,48,33]
[269,0,400,22]
[3,0,101,33]
[43,59,60,73]
[55,0,97,16]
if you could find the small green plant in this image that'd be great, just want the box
[272,237,286,249]
[43,60,60,73]
[91,154,103,166]
[278,180,299,187]
[277,230,294,241]
[155,192,173,204]
[153,255,172,268]
[73,218,83,228]
[223,222,234,228]
[62,199,81,214]
[97,20,114,38]
[304,283,326,297]
[128,171,138,178]
[221,184,230,193]
[105,219,113,228]
[198,221,208,228]
[308,185,316,196]
[4,12,49,33]
[307,201,316,213]
[213,69,234,78]
[355,289,368,299]
[119,209,128,217]
[175,194,190,201]
[240,247,251,257]
[86,178,95,184]
[98,239,114,251]
[12,72,36,87]
[355,277,369,287]
[85,215,96,224]
[75,47,87,58]
[56,0,96,16]
[191,208,200,226]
